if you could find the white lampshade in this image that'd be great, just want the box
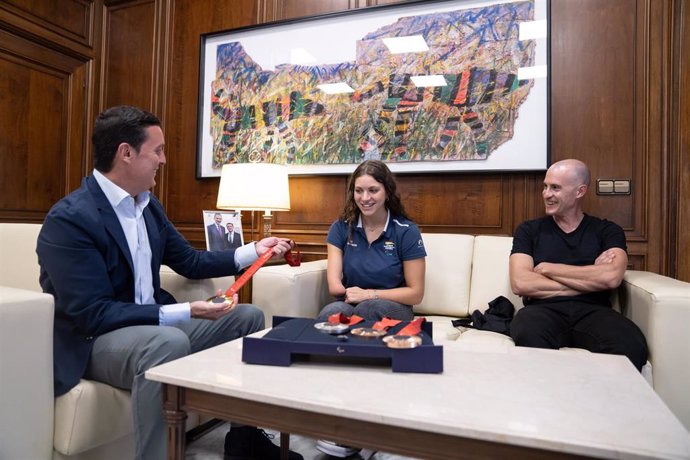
[216,163,291,212]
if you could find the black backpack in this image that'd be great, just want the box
[451,295,515,336]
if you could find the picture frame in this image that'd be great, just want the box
[202,210,244,251]
[197,0,549,177]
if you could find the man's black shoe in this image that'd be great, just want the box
[224,426,303,460]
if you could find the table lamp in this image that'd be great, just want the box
[216,163,291,238]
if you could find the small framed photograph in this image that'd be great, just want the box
[202,210,244,251]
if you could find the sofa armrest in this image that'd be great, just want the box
[0,286,54,460]
[619,270,690,430]
[159,265,235,304]
[252,260,331,326]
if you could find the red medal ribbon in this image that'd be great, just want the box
[284,243,301,267]
[224,243,301,297]
[328,313,364,325]
[398,317,426,336]
[224,248,274,297]
[372,317,401,331]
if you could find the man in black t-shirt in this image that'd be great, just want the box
[509,159,648,370]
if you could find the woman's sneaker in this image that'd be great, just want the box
[315,439,361,457]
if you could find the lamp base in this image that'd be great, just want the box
[263,213,273,238]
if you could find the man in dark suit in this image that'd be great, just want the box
[206,212,226,251]
[37,106,301,460]
[225,222,243,249]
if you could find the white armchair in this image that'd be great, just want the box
[0,223,235,460]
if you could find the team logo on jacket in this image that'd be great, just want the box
[383,240,396,255]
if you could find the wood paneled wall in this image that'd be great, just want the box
[1,0,688,282]
[0,0,97,221]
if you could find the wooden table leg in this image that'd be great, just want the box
[280,432,290,460]
[162,383,187,460]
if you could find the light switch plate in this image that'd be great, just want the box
[597,180,614,194]
[614,180,631,194]
[596,179,631,195]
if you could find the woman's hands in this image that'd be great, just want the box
[343,287,376,304]
[190,289,238,320]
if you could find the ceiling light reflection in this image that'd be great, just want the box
[290,48,317,65]
[411,75,447,87]
[317,82,355,94]
[518,65,548,80]
[519,19,547,40]
[382,35,429,54]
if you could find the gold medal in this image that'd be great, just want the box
[207,295,232,303]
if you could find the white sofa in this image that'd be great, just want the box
[252,233,690,432]
[0,223,235,460]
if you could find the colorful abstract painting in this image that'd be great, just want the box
[197,0,548,176]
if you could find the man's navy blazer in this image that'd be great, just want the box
[37,176,240,396]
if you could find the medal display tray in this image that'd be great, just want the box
[242,317,443,373]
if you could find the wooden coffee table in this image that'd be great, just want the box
[146,332,690,460]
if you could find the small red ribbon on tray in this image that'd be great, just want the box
[397,317,426,336]
[372,317,401,331]
[223,243,301,297]
[328,313,364,326]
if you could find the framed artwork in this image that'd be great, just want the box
[202,210,243,251]
[197,0,549,177]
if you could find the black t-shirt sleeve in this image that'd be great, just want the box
[599,219,627,252]
[511,220,537,257]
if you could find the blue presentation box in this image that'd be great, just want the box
[242,316,443,373]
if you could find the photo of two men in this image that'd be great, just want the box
[204,211,243,251]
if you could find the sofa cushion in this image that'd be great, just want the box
[469,235,523,313]
[52,433,134,460]
[415,233,474,318]
[54,380,133,455]
[423,315,464,342]
[253,259,331,325]
[159,265,235,304]
[453,329,517,350]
